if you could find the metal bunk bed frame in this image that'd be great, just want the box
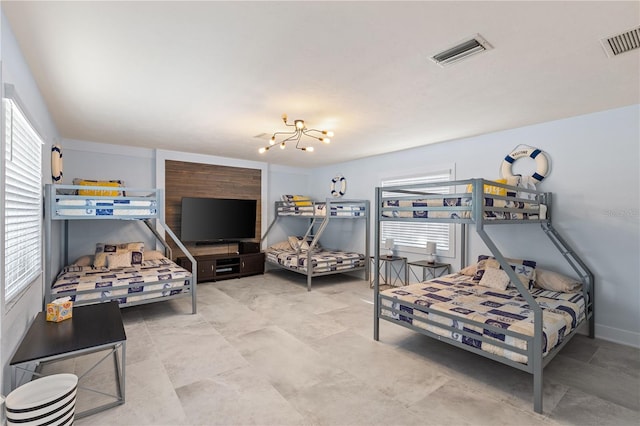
[44,184,198,314]
[373,178,594,413]
[262,198,370,291]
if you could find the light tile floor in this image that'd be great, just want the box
[47,270,638,425]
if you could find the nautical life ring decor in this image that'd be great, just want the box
[51,144,63,183]
[330,175,346,197]
[500,145,549,183]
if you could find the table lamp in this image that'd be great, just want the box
[425,241,437,263]
[384,238,395,256]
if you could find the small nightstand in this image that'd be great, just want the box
[408,260,451,282]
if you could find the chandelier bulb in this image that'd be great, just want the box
[323,130,334,137]
[269,136,276,145]
[320,138,331,144]
[259,147,267,154]
[306,146,314,152]
[282,113,288,123]
[295,120,305,130]
[280,142,286,149]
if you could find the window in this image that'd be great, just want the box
[381,169,454,257]
[3,90,43,303]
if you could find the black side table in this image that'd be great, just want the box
[408,260,451,282]
[10,301,126,419]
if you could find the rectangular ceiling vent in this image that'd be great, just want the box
[600,26,640,57]
[430,34,493,67]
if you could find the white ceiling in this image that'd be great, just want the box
[3,1,639,168]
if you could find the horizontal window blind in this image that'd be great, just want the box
[381,171,452,253]
[4,97,43,302]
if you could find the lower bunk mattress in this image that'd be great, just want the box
[52,258,192,305]
[380,273,585,364]
[266,248,365,273]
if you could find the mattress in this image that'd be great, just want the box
[52,258,191,304]
[266,248,365,273]
[380,273,585,363]
[55,198,157,217]
[381,196,546,220]
[277,203,366,217]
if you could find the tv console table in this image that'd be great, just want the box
[177,252,265,283]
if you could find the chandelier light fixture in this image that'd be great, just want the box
[259,114,333,154]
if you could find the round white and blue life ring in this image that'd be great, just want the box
[51,144,63,183]
[501,146,549,182]
[330,175,346,197]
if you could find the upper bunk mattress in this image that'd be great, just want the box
[56,198,157,217]
[381,197,545,220]
[266,248,365,273]
[278,203,366,217]
[380,273,585,364]
[52,258,191,304]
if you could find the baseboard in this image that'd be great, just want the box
[595,324,640,348]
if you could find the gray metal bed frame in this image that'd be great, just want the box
[262,198,370,291]
[44,183,198,314]
[373,178,594,414]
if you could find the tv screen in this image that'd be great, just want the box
[180,197,257,243]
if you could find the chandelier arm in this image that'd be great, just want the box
[272,129,297,138]
[282,133,301,144]
[303,128,324,134]
[294,132,304,150]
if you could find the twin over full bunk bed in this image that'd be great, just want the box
[44,183,198,314]
[373,178,594,414]
[263,197,370,291]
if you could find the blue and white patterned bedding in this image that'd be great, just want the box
[52,258,191,304]
[278,203,366,217]
[381,197,546,220]
[55,198,157,217]
[266,248,365,273]
[380,273,585,363]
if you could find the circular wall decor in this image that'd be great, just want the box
[500,145,549,182]
[330,175,346,197]
[51,144,63,183]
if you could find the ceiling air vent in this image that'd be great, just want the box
[430,34,493,66]
[600,26,640,57]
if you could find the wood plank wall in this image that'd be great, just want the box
[165,160,262,258]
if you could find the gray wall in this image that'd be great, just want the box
[310,104,640,346]
[1,13,60,393]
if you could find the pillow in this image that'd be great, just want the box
[94,242,144,267]
[535,268,582,293]
[465,179,507,196]
[73,178,124,196]
[474,254,536,289]
[269,240,293,250]
[143,250,167,261]
[458,263,477,276]
[282,195,312,206]
[287,236,310,251]
[106,251,132,268]
[478,267,511,290]
[72,255,94,267]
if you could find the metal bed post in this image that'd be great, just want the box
[373,189,381,341]
[472,178,544,413]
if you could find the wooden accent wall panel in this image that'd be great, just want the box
[165,160,261,258]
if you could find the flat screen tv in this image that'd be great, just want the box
[180,197,257,243]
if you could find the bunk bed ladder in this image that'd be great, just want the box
[541,222,595,338]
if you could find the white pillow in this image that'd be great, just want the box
[106,251,133,268]
[269,240,293,250]
[478,267,510,290]
[72,255,94,267]
[143,250,167,261]
[535,269,582,293]
[288,236,310,251]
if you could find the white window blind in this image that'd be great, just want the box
[4,96,43,302]
[381,170,453,256]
